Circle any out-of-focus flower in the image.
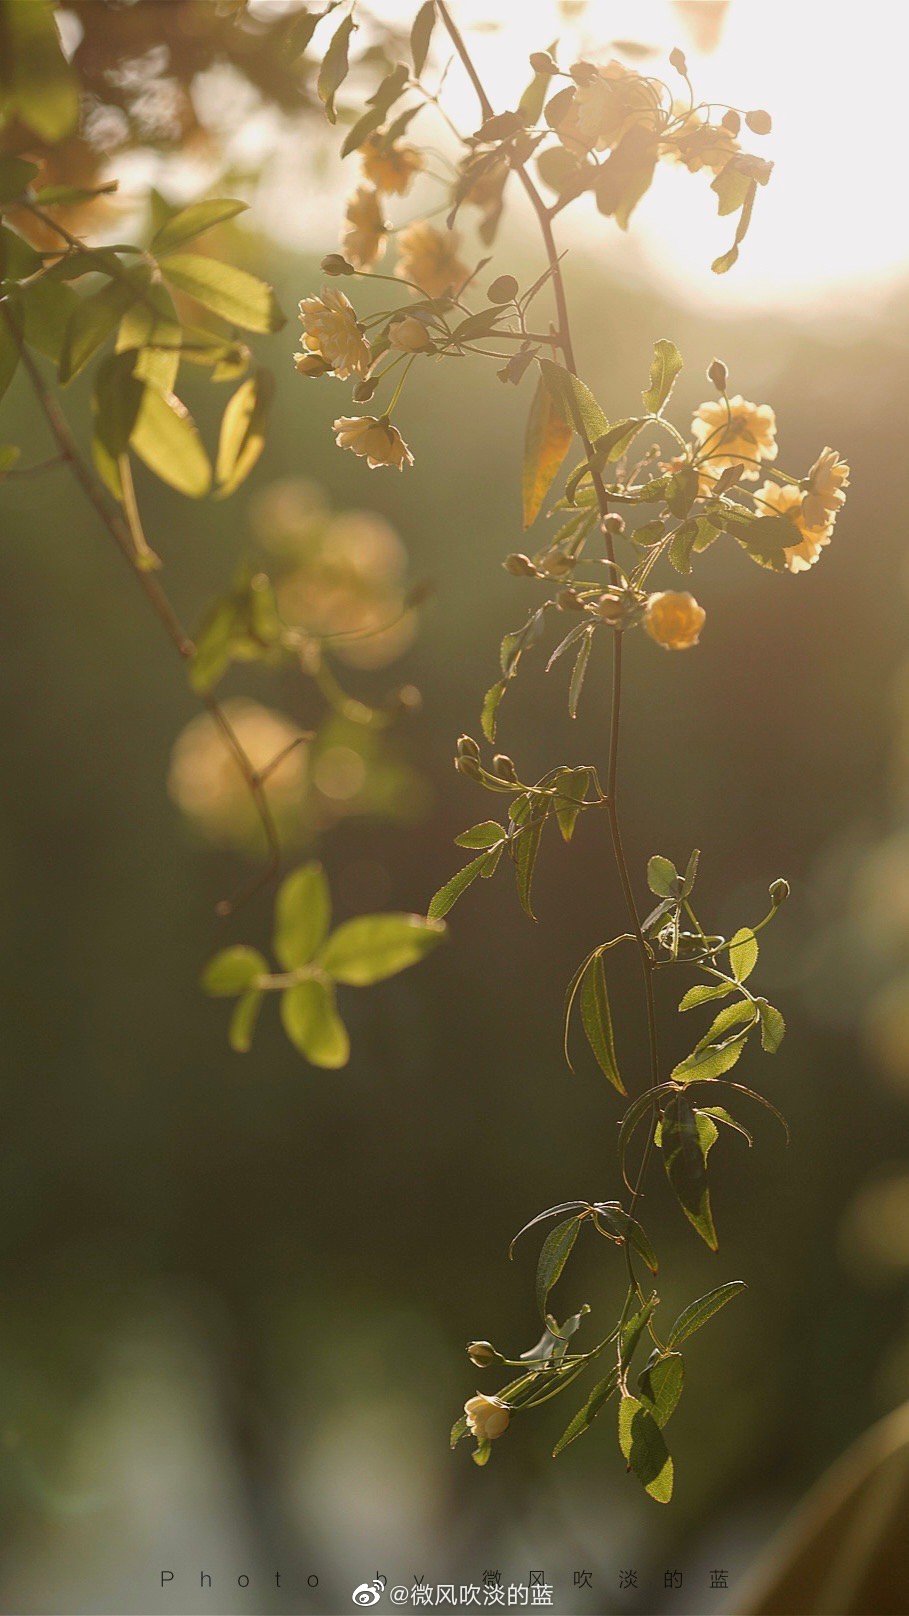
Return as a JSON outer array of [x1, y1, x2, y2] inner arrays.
[[360, 135, 423, 196], [333, 415, 414, 471], [169, 699, 307, 847], [342, 185, 386, 270], [664, 113, 739, 174], [389, 316, 434, 352], [275, 509, 415, 670], [691, 395, 777, 480], [457, 154, 509, 243], [249, 478, 331, 559], [556, 60, 660, 155], [841, 1171, 909, 1280], [801, 447, 850, 530], [644, 590, 706, 649], [755, 480, 833, 573], [296, 286, 371, 380], [396, 221, 468, 298], [464, 1393, 510, 1441]]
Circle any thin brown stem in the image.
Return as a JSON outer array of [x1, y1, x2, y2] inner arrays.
[[3, 306, 284, 919]]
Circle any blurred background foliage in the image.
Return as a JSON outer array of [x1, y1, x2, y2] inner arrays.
[[1, 2, 908, 1613]]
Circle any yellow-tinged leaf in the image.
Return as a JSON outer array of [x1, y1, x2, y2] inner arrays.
[[522, 373, 572, 528]]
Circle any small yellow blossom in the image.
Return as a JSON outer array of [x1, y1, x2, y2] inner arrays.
[[557, 60, 660, 155], [342, 185, 387, 270], [644, 590, 706, 650], [333, 415, 414, 471], [464, 1393, 510, 1442], [396, 221, 468, 298], [360, 135, 423, 196], [297, 286, 371, 380], [801, 446, 850, 530], [754, 480, 834, 573], [388, 315, 435, 353], [691, 394, 777, 481]]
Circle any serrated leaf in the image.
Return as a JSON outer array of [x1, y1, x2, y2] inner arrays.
[[481, 678, 506, 743], [535, 1215, 581, 1319], [620, 1295, 656, 1370], [455, 821, 504, 849], [568, 628, 593, 718], [319, 913, 445, 984], [728, 926, 758, 982], [670, 1034, 746, 1086], [552, 766, 590, 841], [522, 372, 572, 528], [229, 988, 263, 1053], [647, 854, 679, 898], [161, 253, 284, 333], [201, 945, 267, 996], [757, 998, 786, 1052], [679, 980, 735, 1012], [280, 978, 349, 1067], [618, 1395, 673, 1503], [538, 356, 609, 445], [695, 998, 757, 1050], [130, 383, 212, 497], [317, 11, 356, 123], [580, 952, 625, 1093], [428, 853, 488, 919], [552, 1368, 619, 1456], [637, 1351, 684, 1428], [642, 338, 682, 414], [273, 862, 331, 970], [668, 1280, 746, 1347], [151, 198, 247, 256], [660, 1091, 717, 1249], [513, 810, 544, 920]]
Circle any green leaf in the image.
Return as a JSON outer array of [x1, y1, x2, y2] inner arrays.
[[151, 198, 247, 257], [538, 357, 609, 445], [0, 154, 38, 207], [647, 854, 679, 898], [536, 1215, 581, 1319], [20, 276, 77, 363], [568, 628, 593, 719], [522, 371, 572, 528], [202, 945, 267, 996], [229, 988, 264, 1053], [660, 1091, 717, 1249], [215, 368, 274, 498], [92, 350, 144, 461], [117, 288, 182, 395], [552, 766, 590, 842], [0, 0, 79, 143], [638, 1351, 684, 1428], [620, 1295, 656, 1370], [580, 952, 625, 1094], [450, 1413, 469, 1448], [618, 1395, 673, 1503], [595, 1203, 658, 1274], [668, 1280, 746, 1348], [757, 998, 786, 1052], [410, 0, 435, 73], [317, 11, 356, 123], [699, 1104, 753, 1147], [340, 64, 410, 159], [273, 862, 331, 970], [320, 913, 445, 984], [280, 979, 350, 1068], [0, 303, 20, 402], [679, 980, 735, 1012], [161, 253, 285, 333], [642, 338, 682, 415], [666, 464, 699, 519], [428, 853, 488, 920], [454, 821, 504, 850], [60, 277, 141, 385], [130, 383, 212, 498], [670, 1035, 746, 1086], [728, 926, 758, 982], [594, 125, 659, 229], [481, 678, 506, 743], [696, 998, 757, 1050], [552, 1368, 619, 1456], [513, 808, 544, 921]]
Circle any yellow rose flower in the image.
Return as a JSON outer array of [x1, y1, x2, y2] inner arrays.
[[360, 135, 423, 197], [342, 185, 387, 270], [297, 286, 371, 380], [388, 315, 435, 353], [396, 221, 468, 298], [333, 415, 414, 471], [644, 590, 706, 650], [801, 446, 850, 529], [464, 1393, 510, 1442], [691, 395, 777, 481], [754, 480, 834, 573]]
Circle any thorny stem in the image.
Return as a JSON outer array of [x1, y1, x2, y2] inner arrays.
[[2, 306, 285, 920], [436, 2, 661, 1315]]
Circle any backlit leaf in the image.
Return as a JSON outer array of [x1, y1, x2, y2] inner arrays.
[[642, 338, 682, 414], [130, 384, 212, 498], [667, 1280, 746, 1347], [320, 913, 445, 984], [580, 952, 625, 1094], [202, 945, 267, 996], [161, 253, 285, 333], [318, 11, 356, 123], [274, 862, 331, 970], [618, 1394, 673, 1503], [660, 1091, 717, 1249], [638, 1350, 684, 1428], [215, 368, 274, 497], [522, 372, 572, 528], [280, 979, 349, 1067], [536, 1215, 581, 1319], [151, 198, 247, 257]]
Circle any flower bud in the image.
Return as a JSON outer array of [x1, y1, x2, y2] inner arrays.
[[456, 734, 481, 760], [487, 274, 519, 304], [707, 357, 728, 394], [464, 1393, 510, 1441], [669, 46, 688, 75], [492, 753, 517, 781], [389, 315, 434, 353], [769, 877, 790, 906], [601, 512, 625, 537], [352, 377, 378, 402], [529, 51, 557, 75], [504, 552, 539, 577], [721, 109, 741, 136], [456, 755, 482, 781], [538, 547, 575, 578], [597, 594, 625, 624], [321, 253, 354, 276], [745, 109, 772, 135], [467, 1340, 499, 1368], [294, 351, 331, 377], [557, 588, 585, 612]]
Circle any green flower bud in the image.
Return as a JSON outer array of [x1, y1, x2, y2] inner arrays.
[[769, 877, 790, 906], [321, 253, 354, 276], [467, 1341, 499, 1368], [457, 734, 481, 760]]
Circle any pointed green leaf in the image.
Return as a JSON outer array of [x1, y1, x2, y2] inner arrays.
[[637, 1350, 684, 1428], [642, 338, 683, 414], [161, 253, 284, 333], [536, 1215, 581, 1319], [695, 998, 757, 1050], [201, 945, 267, 997], [667, 1281, 746, 1347], [229, 988, 264, 1053], [679, 980, 735, 1012], [757, 998, 786, 1052], [538, 356, 609, 444], [670, 1034, 746, 1085], [647, 854, 680, 898], [428, 854, 488, 919], [660, 1091, 717, 1249], [620, 1295, 656, 1370], [552, 1368, 619, 1456], [522, 371, 572, 528], [130, 384, 212, 497], [481, 678, 506, 743], [728, 926, 758, 982], [151, 198, 247, 257], [273, 862, 331, 970], [455, 821, 504, 850], [568, 628, 593, 719], [618, 1395, 673, 1502], [215, 368, 274, 497], [60, 277, 141, 385], [319, 913, 445, 984], [580, 952, 625, 1094], [280, 978, 349, 1067]]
